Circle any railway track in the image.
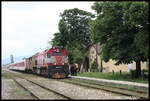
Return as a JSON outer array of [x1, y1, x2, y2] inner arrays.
[[5, 70, 148, 99], [13, 79, 40, 99], [13, 78, 73, 100], [57, 78, 148, 100], [5, 70, 73, 100]]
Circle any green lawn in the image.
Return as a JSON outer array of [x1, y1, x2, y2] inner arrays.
[[77, 71, 149, 84]]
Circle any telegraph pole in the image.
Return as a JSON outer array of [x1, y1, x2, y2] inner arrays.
[[10, 54, 14, 63]]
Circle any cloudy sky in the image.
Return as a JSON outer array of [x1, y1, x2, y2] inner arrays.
[[2, 1, 95, 64]]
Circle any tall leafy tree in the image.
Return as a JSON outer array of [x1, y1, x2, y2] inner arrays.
[[91, 1, 149, 77], [123, 2, 149, 59], [51, 20, 68, 47], [51, 32, 62, 46], [60, 8, 94, 49], [51, 8, 94, 66]]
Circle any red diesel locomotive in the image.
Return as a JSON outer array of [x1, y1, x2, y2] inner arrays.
[[8, 46, 69, 78]]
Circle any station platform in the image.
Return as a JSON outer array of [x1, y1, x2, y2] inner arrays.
[[70, 76, 149, 89]]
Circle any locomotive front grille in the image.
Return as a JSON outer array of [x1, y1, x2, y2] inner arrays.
[[52, 72, 66, 78], [48, 65, 69, 77]]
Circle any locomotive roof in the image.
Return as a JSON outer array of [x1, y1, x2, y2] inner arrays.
[[25, 47, 68, 59]]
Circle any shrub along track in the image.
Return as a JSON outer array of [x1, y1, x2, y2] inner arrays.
[[5, 70, 73, 100], [56, 78, 148, 100]]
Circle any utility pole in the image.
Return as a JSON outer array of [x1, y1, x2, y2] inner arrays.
[[10, 54, 14, 63]]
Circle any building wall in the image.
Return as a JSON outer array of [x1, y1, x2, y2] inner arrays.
[[89, 46, 148, 73], [102, 59, 147, 72]]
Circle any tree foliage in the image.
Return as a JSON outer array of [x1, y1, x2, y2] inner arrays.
[[123, 2, 149, 60], [59, 8, 94, 49], [51, 8, 94, 64], [91, 1, 149, 76]]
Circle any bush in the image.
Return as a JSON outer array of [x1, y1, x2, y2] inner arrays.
[[142, 69, 149, 73], [131, 70, 137, 78], [131, 69, 149, 79]]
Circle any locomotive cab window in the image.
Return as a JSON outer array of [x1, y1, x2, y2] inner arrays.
[[58, 53, 63, 56], [52, 52, 57, 56], [47, 53, 51, 58], [64, 53, 67, 57]]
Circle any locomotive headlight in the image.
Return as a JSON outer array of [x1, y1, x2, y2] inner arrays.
[[62, 56, 68, 64], [54, 63, 56, 65]]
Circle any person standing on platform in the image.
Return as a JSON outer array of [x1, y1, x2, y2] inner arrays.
[[70, 64, 74, 76]]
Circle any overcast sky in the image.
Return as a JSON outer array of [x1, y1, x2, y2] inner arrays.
[[2, 1, 95, 63]]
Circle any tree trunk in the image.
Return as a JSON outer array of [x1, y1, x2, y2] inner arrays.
[[80, 57, 85, 73], [136, 60, 141, 77], [80, 64, 83, 73], [96, 44, 98, 72]]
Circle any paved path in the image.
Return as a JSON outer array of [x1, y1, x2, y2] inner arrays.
[[70, 76, 148, 89]]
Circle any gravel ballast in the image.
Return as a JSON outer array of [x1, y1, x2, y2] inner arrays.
[[31, 78, 137, 99]]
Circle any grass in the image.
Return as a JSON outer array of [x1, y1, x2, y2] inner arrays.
[[1, 72, 12, 79], [77, 70, 149, 84], [2, 72, 36, 99], [12, 81, 36, 99]]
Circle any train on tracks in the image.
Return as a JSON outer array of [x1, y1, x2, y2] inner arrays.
[[8, 46, 69, 78]]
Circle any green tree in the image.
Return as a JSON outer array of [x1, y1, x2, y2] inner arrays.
[[51, 8, 94, 66], [60, 8, 94, 49], [51, 32, 62, 46], [50, 20, 69, 47], [91, 1, 149, 77], [123, 2, 149, 59]]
